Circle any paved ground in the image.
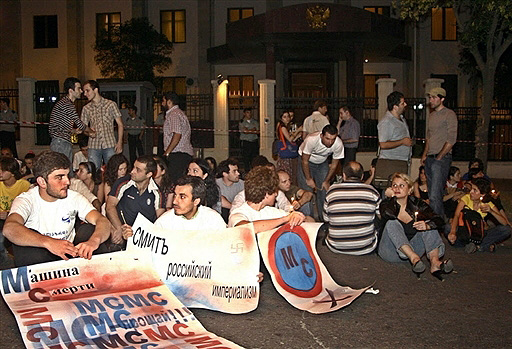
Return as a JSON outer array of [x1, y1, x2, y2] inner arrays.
[[1, 180, 511, 348]]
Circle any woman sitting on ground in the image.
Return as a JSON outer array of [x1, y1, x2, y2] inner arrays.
[[76, 161, 103, 204], [187, 158, 221, 213], [378, 173, 453, 280], [102, 154, 129, 204], [443, 166, 466, 221], [413, 165, 429, 203], [153, 156, 174, 210], [448, 178, 511, 253]]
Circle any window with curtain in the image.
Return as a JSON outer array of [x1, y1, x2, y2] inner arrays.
[[228, 8, 254, 22], [431, 7, 457, 41], [96, 13, 121, 41], [161, 10, 186, 43]]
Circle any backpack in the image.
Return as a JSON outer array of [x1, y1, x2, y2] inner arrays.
[[457, 207, 485, 244]]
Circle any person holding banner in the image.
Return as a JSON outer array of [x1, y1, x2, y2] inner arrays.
[[229, 166, 310, 231], [3, 151, 110, 267]]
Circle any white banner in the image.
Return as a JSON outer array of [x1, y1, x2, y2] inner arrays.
[[257, 222, 370, 314], [1, 252, 243, 348], [127, 214, 260, 314]]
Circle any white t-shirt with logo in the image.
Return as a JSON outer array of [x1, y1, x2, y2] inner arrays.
[[9, 186, 95, 242]]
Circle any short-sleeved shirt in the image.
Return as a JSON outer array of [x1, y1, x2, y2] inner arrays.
[[303, 111, 329, 135], [460, 194, 495, 219], [109, 176, 164, 225], [339, 117, 360, 148], [9, 187, 95, 241], [228, 202, 288, 227], [299, 132, 344, 164], [230, 190, 292, 213], [0, 108, 18, 132], [216, 178, 244, 203], [81, 97, 122, 149], [163, 105, 194, 155], [0, 179, 30, 212], [377, 111, 411, 161], [72, 151, 88, 172], [125, 116, 145, 136], [49, 96, 86, 143], [239, 118, 259, 142], [154, 205, 226, 231], [426, 107, 458, 155]]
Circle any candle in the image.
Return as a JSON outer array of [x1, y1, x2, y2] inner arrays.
[[414, 211, 418, 222]]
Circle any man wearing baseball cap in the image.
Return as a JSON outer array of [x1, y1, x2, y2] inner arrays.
[[421, 87, 458, 217]]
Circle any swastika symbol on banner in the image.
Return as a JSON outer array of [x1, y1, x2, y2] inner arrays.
[[231, 242, 244, 253]]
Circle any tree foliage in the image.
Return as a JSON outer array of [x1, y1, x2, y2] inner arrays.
[[393, 0, 512, 164], [94, 17, 173, 83]]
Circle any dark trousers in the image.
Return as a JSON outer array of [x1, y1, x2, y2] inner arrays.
[[13, 224, 109, 267], [166, 152, 193, 184], [0, 131, 17, 158], [241, 140, 259, 172], [128, 134, 144, 165]]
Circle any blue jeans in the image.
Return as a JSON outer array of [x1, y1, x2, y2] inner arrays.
[[88, 147, 116, 170], [297, 159, 329, 220], [50, 137, 73, 164], [425, 154, 452, 216], [480, 225, 511, 251], [378, 219, 445, 263]]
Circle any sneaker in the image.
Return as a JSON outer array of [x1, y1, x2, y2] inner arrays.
[[465, 242, 477, 254]]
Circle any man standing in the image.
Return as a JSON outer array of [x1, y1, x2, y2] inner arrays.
[[336, 106, 360, 164], [324, 161, 381, 255], [239, 108, 259, 172], [106, 155, 165, 245], [302, 100, 330, 139], [50, 77, 94, 163], [421, 87, 458, 216], [377, 91, 412, 163], [81, 80, 124, 170], [0, 98, 18, 158], [229, 166, 307, 230], [298, 124, 344, 220], [3, 151, 110, 267], [161, 92, 194, 183], [125, 105, 145, 165], [216, 158, 244, 221]]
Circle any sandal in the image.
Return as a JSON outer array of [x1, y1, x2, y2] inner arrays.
[[412, 260, 426, 278], [432, 259, 454, 281]]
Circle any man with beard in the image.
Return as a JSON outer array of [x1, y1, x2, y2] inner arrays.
[[3, 151, 110, 267]]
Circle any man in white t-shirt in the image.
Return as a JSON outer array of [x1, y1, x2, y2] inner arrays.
[[298, 124, 344, 220], [4, 151, 110, 267], [123, 176, 225, 238], [229, 166, 308, 230], [302, 100, 330, 139]]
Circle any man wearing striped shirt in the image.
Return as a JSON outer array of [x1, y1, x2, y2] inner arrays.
[[323, 161, 381, 255], [49, 77, 95, 163]]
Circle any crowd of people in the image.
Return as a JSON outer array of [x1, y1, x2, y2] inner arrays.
[[0, 79, 510, 284]]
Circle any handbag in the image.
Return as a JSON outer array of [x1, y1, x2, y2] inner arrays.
[[276, 126, 299, 159], [373, 158, 409, 189], [457, 207, 485, 244]]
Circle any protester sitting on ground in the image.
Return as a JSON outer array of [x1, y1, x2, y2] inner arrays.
[[106, 155, 165, 246], [229, 166, 312, 230], [461, 158, 490, 181], [101, 154, 129, 204], [187, 158, 221, 213], [72, 136, 89, 172], [277, 170, 313, 216], [324, 162, 381, 255], [413, 166, 429, 203], [205, 156, 217, 173], [153, 156, 175, 210], [447, 178, 511, 253], [0, 157, 31, 263], [3, 151, 110, 267], [20, 152, 36, 183], [1, 147, 22, 167], [443, 166, 466, 221], [362, 158, 378, 186], [216, 158, 244, 221], [378, 173, 453, 280], [231, 159, 293, 213], [76, 161, 103, 205]]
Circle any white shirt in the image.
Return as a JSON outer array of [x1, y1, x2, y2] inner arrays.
[[303, 111, 329, 135], [9, 187, 95, 242], [230, 190, 292, 213], [154, 205, 226, 231], [228, 202, 288, 227], [299, 132, 344, 164]]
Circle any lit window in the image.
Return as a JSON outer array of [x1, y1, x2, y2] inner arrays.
[[96, 13, 121, 41], [161, 10, 186, 43], [34, 15, 58, 48], [431, 7, 457, 41], [228, 75, 255, 108], [363, 7, 391, 16], [161, 77, 187, 95], [228, 8, 254, 22]]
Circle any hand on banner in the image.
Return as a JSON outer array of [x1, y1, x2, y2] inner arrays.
[[287, 211, 305, 228], [257, 272, 264, 283], [44, 238, 78, 260], [76, 238, 100, 260], [121, 224, 134, 239]]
